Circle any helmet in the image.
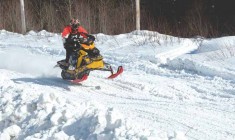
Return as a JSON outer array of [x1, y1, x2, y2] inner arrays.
[[70, 18, 80, 30]]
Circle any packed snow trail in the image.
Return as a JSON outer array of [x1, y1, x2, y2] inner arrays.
[[0, 30, 235, 140]]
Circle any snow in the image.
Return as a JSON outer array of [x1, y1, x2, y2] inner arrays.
[[0, 29, 235, 140]]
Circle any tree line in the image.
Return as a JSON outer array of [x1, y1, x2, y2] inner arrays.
[[142, 0, 235, 37], [0, 0, 234, 37]]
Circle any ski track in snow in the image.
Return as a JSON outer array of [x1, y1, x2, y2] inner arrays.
[[1, 30, 235, 140]]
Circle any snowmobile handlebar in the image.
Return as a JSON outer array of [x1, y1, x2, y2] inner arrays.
[[78, 36, 95, 45], [66, 34, 95, 46]]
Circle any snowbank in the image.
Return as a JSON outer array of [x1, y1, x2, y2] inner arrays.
[[0, 70, 186, 140], [165, 37, 235, 81]]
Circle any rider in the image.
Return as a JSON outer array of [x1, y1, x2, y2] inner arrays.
[[61, 18, 94, 66]]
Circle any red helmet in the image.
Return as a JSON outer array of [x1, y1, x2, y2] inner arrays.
[[70, 18, 80, 30]]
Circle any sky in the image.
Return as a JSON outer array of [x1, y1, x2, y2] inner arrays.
[[0, 29, 235, 140]]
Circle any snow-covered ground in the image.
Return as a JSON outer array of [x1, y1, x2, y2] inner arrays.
[[0, 29, 235, 140]]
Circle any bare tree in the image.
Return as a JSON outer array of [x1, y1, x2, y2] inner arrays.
[[136, 0, 140, 30], [20, 0, 26, 34]]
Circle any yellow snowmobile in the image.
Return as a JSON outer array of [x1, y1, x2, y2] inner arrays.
[[56, 39, 123, 83]]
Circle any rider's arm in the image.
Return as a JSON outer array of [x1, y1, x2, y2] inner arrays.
[[78, 26, 88, 38], [62, 26, 71, 45], [62, 26, 71, 38]]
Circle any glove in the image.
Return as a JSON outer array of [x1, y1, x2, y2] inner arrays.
[[87, 34, 95, 41], [87, 38, 94, 45], [84, 35, 95, 45], [79, 37, 93, 45]]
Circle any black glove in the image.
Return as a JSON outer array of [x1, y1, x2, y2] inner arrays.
[[87, 38, 94, 45], [87, 34, 95, 41], [84, 35, 95, 45], [79, 37, 94, 45]]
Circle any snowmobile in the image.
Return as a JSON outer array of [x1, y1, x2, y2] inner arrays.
[[55, 38, 123, 83]]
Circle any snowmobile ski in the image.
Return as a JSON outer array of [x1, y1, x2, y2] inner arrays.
[[108, 66, 123, 79], [71, 74, 89, 84]]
